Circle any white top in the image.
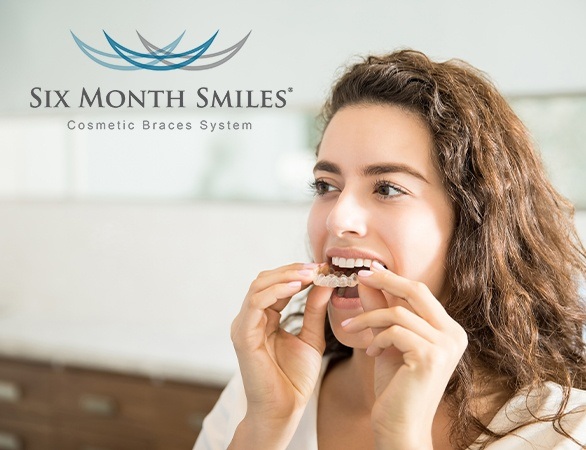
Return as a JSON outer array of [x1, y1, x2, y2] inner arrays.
[[194, 358, 586, 450]]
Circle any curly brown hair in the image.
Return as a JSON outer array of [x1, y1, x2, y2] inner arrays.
[[318, 49, 586, 448]]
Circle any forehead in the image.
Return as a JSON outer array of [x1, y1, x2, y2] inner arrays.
[[318, 104, 435, 174]]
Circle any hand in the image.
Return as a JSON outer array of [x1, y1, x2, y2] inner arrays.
[[229, 263, 333, 447], [342, 262, 468, 449]]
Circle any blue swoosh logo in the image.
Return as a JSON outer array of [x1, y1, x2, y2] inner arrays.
[[71, 30, 250, 71]]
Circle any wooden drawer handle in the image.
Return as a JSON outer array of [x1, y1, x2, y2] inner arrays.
[[0, 381, 22, 403], [78, 393, 118, 417], [187, 412, 207, 430], [0, 431, 22, 450]]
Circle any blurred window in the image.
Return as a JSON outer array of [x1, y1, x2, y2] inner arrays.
[[0, 95, 585, 207]]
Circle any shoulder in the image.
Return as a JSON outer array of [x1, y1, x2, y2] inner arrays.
[[479, 383, 586, 449], [524, 382, 586, 421]]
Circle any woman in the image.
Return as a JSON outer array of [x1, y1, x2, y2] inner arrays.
[[194, 50, 586, 449]]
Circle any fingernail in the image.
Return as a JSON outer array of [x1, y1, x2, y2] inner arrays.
[[303, 262, 319, 269], [365, 346, 376, 357], [358, 270, 373, 277], [287, 281, 302, 288], [371, 261, 386, 271], [297, 269, 314, 276], [341, 318, 353, 327]]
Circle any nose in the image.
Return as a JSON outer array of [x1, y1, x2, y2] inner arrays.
[[326, 189, 368, 238]]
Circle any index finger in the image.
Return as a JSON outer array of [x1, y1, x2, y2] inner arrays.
[[357, 264, 450, 329], [249, 262, 324, 292]]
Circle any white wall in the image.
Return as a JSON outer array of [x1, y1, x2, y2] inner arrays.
[[0, 201, 310, 331], [0, 201, 311, 381]]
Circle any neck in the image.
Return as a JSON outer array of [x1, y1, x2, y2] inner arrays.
[[334, 350, 377, 413]]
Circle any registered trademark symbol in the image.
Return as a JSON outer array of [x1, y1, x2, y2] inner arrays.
[[288, 87, 293, 92]]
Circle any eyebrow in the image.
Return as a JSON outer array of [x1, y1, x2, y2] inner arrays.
[[313, 160, 429, 184]]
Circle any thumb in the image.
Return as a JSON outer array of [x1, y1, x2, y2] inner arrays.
[[298, 285, 332, 353]]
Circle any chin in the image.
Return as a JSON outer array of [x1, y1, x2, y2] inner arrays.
[[327, 302, 372, 349]]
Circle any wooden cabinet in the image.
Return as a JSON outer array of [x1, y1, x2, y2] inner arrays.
[[0, 357, 224, 450]]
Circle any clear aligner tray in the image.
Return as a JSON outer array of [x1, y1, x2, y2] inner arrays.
[[313, 271, 358, 288]]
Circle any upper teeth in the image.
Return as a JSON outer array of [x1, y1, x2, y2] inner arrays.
[[332, 256, 377, 268]]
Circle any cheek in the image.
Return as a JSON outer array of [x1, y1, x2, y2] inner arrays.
[[379, 207, 452, 297], [307, 203, 329, 262]]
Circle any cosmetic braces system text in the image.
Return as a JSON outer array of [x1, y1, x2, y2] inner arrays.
[[65, 119, 253, 132]]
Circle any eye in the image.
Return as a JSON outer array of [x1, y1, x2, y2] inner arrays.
[[309, 179, 338, 196], [373, 179, 406, 199]]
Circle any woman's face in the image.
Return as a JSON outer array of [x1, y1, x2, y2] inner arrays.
[[307, 104, 455, 349]]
